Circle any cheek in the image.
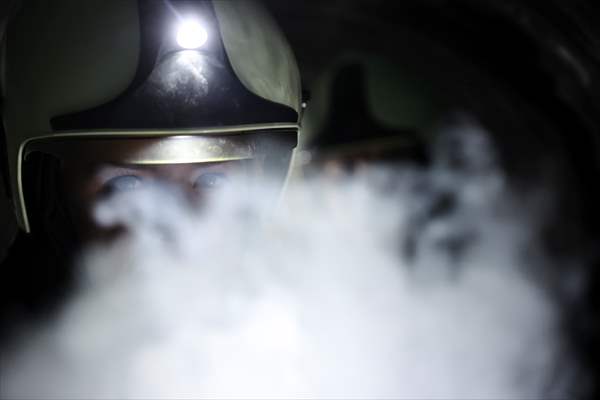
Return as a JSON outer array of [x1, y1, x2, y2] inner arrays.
[[61, 169, 112, 242]]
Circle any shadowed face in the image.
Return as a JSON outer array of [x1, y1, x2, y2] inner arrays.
[[22, 134, 295, 243], [62, 157, 258, 243]]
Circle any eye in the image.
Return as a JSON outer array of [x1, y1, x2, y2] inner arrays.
[[102, 175, 143, 194], [192, 172, 229, 190]]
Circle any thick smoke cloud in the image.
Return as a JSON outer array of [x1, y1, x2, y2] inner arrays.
[[1, 120, 577, 399]]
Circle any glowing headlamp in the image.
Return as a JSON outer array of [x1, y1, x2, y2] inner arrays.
[[176, 19, 208, 49]]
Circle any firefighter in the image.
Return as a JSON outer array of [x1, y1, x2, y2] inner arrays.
[[0, 0, 302, 328], [296, 52, 450, 179]]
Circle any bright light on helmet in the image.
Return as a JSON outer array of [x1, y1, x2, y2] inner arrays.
[[176, 19, 208, 49]]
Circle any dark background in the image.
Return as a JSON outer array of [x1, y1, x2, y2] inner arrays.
[[0, 0, 18, 264]]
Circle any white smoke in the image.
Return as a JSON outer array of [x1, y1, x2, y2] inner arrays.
[[1, 121, 575, 399]]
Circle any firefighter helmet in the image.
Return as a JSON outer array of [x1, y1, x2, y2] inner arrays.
[[1, 0, 302, 233]]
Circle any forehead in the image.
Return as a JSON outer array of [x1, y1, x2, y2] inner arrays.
[[90, 159, 248, 179]]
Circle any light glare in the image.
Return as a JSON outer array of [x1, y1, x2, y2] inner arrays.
[[176, 19, 208, 49]]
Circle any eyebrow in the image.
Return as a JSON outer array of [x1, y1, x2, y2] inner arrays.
[[93, 164, 151, 183]]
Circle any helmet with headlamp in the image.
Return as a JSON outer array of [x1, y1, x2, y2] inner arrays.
[[1, 0, 302, 233]]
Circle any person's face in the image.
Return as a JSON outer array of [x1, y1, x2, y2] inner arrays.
[[62, 158, 257, 243]]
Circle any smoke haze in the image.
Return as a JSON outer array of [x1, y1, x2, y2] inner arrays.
[[1, 121, 578, 399]]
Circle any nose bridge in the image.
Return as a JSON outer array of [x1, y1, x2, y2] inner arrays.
[[150, 164, 209, 204], [153, 163, 195, 184]]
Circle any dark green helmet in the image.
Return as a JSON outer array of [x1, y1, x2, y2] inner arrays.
[[299, 52, 449, 167], [1, 0, 302, 232]]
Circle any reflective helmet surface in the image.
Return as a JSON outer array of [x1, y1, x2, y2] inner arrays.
[[1, 0, 302, 232]]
